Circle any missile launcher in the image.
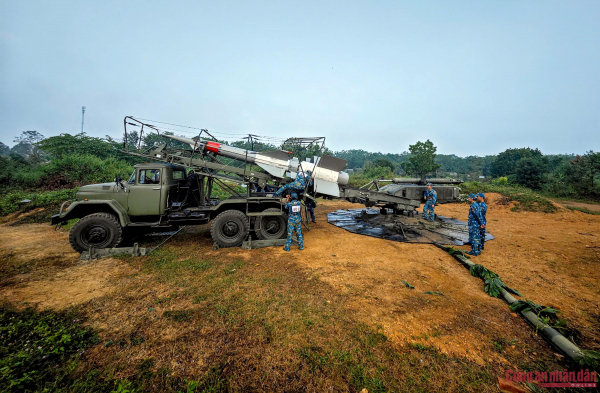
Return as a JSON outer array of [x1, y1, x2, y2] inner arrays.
[[124, 116, 463, 216], [162, 134, 349, 197]]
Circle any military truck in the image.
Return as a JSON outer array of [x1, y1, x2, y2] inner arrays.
[[52, 162, 289, 252], [53, 117, 464, 253]]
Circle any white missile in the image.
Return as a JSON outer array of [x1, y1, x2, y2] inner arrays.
[[163, 134, 349, 196]]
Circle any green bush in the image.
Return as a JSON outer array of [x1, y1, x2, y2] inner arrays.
[[347, 173, 374, 188], [38, 154, 133, 189], [491, 176, 508, 186], [510, 194, 557, 213], [542, 174, 577, 198], [0, 153, 134, 191], [363, 165, 394, 179], [0, 189, 78, 216], [0, 156, 41, 189], [347, 168, 394, 188], [459, 181, 483, 195], [10, 168, 46, 189], [459, 182, 557, 213], [210, 181, 246, 200]]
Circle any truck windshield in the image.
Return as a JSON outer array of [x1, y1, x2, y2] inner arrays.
[[128, 170, 136, 184]]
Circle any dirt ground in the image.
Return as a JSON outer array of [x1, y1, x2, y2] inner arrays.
[[292, 194, 600, 366], [1, 194, 599, 389]]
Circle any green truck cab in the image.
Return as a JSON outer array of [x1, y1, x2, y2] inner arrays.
[[52, 163, 287, 252]]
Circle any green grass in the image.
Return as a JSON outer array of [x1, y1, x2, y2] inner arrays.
[[509, 193, 557, 213], [460, 182, 558, 213], [0, 303, 230, 393], [0, 305, 98, 392], [163, 310, 194, 322], [0, 188, 78, 216]]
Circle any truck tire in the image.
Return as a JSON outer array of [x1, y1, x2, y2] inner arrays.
[[69, 213, 123, 253], [255, 208, 287, 240], [210, 209, 249, 248]]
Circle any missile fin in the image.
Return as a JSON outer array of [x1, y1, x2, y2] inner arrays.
[[313, 179, 341, 198], [316, 154, 347, 172], [257, 163, 287, 178]]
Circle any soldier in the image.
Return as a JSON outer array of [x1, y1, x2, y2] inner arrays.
[[477, 192, 487, 250], [467, 193, 484, 256], [307, 194, 317, 223], [272, 171, 313, 198], [422, 183, 437, 222], [284, 192, 304, 251]]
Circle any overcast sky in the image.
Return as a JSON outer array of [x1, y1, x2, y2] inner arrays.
[[1, 1, 598, 156]]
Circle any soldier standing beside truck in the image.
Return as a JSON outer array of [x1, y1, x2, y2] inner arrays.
[[422, 183, 437, 222], [284, 192, 304, 251]]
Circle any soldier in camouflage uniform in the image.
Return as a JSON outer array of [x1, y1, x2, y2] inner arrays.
[[272, 171, 313, 198], [306, 195, 317, 223], [467, 193, 483, 256], [284, 192, 304, 251], [422, 183, 437, 222], [477, 192, 487, 250]]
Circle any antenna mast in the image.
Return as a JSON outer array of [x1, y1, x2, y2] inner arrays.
[[81, 106, 86, 133]]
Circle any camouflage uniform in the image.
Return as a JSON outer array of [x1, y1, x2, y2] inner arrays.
[[284, 199, 304, 251], [307, 199, 316, 223], [272, 171, 313, 197], [467, 194, 483, 256], [423, 188, 437, 221], [478, 193, 487, 250]]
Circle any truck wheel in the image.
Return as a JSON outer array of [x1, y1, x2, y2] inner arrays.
[[69, 213, 123, 253], [255, 208, 287, 240], [210, 210, 249, 248]]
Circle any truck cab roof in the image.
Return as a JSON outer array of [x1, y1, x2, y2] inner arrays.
[[133, 162, 187, 171]]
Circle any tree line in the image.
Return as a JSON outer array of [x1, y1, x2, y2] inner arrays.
[[1, 132, 598, 199]]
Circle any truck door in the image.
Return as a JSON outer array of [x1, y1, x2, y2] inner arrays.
[[128, 168, 162, 216]]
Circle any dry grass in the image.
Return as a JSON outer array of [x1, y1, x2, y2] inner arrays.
[[2, 195, 600, 391], [57, 233, 499, 392], [0, 250, 72, 287]]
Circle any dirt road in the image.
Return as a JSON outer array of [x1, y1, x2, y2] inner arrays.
[[552, 199, 600, 212]]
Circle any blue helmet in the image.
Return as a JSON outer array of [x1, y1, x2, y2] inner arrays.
[[427, 182, 432, 186], [477, 192, 485, 199], [468, 193, 476, 200], [290, 192, 298, 200]]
